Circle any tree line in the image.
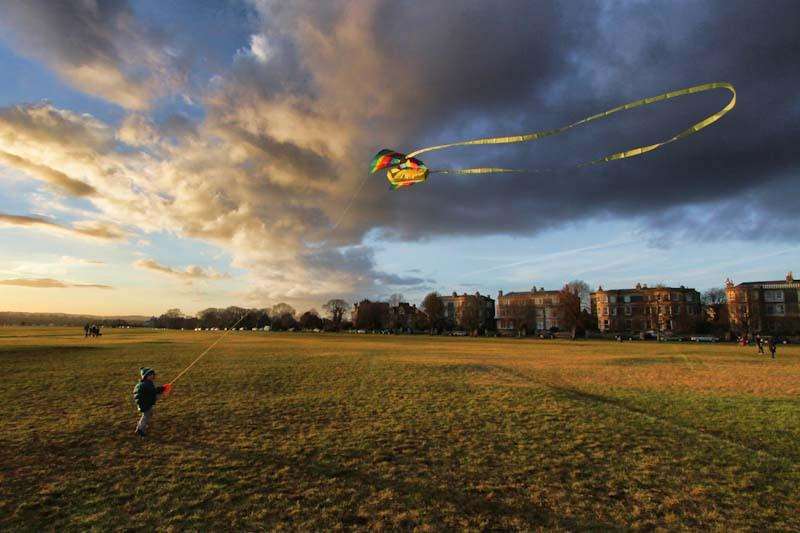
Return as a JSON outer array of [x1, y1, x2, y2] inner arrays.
[[0, 312, 147, 327], [147, 299, 352, 332]]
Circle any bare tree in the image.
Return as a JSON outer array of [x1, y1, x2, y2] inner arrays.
[[558, 284, 584, 339], [270, 303, 296, 320], [354, 300, 389, 330], [566, 280, 592, 312], [702, 287, 727, 305], [506, 300, 538, 336], [299, 309, 323, 330], [422, 292, 445, 334], [322, 299, 348, 328], [459, 295, 482, 335]]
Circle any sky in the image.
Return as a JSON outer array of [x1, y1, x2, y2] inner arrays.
[[0, 0, 797, 316]]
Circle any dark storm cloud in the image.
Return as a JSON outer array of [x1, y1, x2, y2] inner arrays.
[[227, 0, 798, 246], [356, 0, 799, 243]]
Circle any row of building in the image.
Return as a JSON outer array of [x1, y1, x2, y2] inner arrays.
[[351, 271, 800, 336]]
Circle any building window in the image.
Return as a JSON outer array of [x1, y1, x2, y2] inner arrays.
[[624, 305, 631, 316], [765, 290, 784, 302], [609, 295, 617, 303], [623, 295, 631, 303], [611, 307, 617, 316], [674, 305, 681, 315], [688, 306, 696, 315], [625, 320, 632, 330], [767, 304, 785, 316]]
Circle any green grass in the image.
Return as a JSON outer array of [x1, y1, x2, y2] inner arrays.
[[1, 328, 799, 530]]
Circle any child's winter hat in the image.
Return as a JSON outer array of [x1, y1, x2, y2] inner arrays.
[[140, 367, 155, 379]]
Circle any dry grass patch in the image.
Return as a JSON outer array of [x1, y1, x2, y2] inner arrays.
[[0, 328, 798, 530]]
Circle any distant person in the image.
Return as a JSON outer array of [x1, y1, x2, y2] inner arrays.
[[768, 338, 777, 360], [84, 323, 90, 337], [133, 368, 172, 437], [755, 334, 765, 355]]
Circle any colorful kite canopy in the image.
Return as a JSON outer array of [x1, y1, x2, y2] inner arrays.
[[370, 150, 429, 189], [370, 82, 736, 189]]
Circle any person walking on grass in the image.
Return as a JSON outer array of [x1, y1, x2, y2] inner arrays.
[[133, 367, 172, 437], [768, 338, 777, 360], [756, 334, 765, 355]]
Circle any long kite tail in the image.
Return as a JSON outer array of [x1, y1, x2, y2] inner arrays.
[[410, 82, 735, 175]]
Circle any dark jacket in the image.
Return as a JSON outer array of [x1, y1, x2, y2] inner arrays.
[[133, 380, 165, 412]]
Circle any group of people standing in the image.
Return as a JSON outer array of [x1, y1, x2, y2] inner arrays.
[[83, 324, 102, 337], [753, 334, 777, 359]]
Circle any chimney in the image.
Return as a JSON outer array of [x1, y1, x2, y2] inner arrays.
[[788, 271, 794, 283], [498, 290, 503, 297]]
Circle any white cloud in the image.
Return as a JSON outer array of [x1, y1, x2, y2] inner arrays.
[[134, 259, 230, 281]]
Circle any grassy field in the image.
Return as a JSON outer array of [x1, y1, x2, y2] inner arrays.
[[1, 327, 799, 530]]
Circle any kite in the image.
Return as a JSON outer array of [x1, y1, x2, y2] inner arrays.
[[370, 81, 736, 189], [371, 150, 429, 189]]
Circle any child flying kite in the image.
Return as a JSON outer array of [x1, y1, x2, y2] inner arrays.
[[133, 367, 172, 437]]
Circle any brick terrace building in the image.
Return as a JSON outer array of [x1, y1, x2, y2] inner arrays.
[[726, 272, 800, 335], [495, 287, 562, 333], [440, 292, 495, 332], [591, 284, 701, 334]]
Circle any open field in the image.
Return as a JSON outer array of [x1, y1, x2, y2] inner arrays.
[[1, 328, 799, 530]]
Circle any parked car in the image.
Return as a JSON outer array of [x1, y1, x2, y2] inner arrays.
[[690, 335, 719, 342]]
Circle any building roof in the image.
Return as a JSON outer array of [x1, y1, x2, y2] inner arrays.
[[501, 289, 561, 297], [734, 281, 800, 289], [729, 272, 798, 289], [593, 285, 699, 294], [441, 292, 494, 301]]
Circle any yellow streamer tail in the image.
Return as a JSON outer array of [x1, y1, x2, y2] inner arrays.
[[411, 82, 735, 174]]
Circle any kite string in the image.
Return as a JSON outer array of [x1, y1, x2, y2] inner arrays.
[[168, 311, 250, 386], [329, 169, 372, 232]]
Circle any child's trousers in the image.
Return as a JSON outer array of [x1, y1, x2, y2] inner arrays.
[[136, 407, 154, 433]]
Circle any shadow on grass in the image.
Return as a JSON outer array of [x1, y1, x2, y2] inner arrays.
[[547, 384, 799, 466], [606, 357, 684, 366], [487, 364, 800, 466], [155, 435, 616, 530], [0, 345, 106, 359]]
